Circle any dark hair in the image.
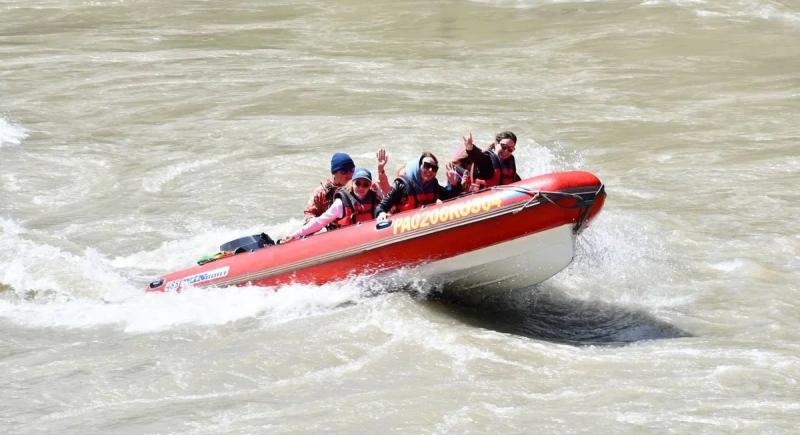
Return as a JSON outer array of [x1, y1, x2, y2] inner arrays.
[[495, 131, 517, 144], [418, 151, 438, 167]]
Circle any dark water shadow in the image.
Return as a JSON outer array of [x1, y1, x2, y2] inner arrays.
[[424, 284, 692, 346]]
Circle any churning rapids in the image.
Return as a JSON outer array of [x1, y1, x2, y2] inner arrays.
[[2, 0, 798, 433]]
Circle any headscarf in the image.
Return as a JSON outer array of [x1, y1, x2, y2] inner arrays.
[[403, 156, 437, 194]]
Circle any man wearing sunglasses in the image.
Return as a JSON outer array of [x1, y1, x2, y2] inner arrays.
[[454, 130, 521, 190], [303, 149, 390, 223]]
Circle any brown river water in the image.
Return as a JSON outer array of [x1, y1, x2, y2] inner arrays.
[[1, 0, 799, 433]]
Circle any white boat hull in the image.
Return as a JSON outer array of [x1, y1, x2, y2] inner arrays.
[[420, 224, 576, 293]]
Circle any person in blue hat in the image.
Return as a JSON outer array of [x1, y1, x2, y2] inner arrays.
[[303, 149, 390, 223], [286, 167, 383, 242]]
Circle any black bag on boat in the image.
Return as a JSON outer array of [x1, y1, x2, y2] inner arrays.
[[219, 233, 275, 254]]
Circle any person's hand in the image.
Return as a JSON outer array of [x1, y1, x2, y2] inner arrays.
[[279, 236, 293, 244], [377, 212, 389, 222], [376, 148, 388, 174], [462, 131, 474, 151], [445, 162, 459, 187], [313, 189, 326, 205], [470, 179, 486, 192], [461, 170, 472, 189]]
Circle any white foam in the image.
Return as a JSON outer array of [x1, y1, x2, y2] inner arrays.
[[1, 173, 22, 192], [745, 1, 800, 26], [142, 159, 219, 193], [644, 0, 800, 28], [552, 208, 689, 309], [0, 221, 139, 301], [0, 279, 372, 334], [114, 220, 302, 273], [515, 139, 586, 179], [0, 216, 26, 236], [466, 0, 599, 9], [0, 117, 27, 148], [710, 259, 745, 272], [611, 186, 657, 200], [0, 216, 383, 332]]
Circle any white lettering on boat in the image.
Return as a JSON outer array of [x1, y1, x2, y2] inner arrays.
[[165, 266, 230, 291], [392, 196, 503, 235]]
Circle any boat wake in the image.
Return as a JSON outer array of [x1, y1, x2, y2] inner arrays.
[[427, 284, 691, 345]]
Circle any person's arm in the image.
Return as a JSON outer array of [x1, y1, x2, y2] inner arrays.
[[375, 148, 391, 195], [438, 180, 462, 201], [290, 198, 345, 240], [375, 179, 405, 218], [372, 182, 385, 201], [303, 186, 326, 222], [468, 147, 491, 175], [377, 170, 391, 196], [461, 134, 492, 184]]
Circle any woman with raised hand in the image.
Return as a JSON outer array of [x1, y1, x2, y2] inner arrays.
[[375, 152, 461, 222]]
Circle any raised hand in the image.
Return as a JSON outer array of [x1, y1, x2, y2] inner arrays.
[[376, 148, 389, 174], [462, 131, 474, 151], [314, 189, 326, 205], [445, 162, 460, 187]]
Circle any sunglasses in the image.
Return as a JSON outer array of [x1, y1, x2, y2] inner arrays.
[[499, 142, 516, 153], [354, 180, 371, 188], [421, 161, 439, 172], [338, 167, 355, 174]]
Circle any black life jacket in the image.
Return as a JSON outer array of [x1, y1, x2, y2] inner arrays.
[[395, 175, 438, 212], [336, 189, 379, 226], [486, 151, 517, 187], [328, 188, 379, 229]]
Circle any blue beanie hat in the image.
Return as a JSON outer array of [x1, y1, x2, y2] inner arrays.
[[330, 152, 355, 174], [353, 167, 372, 182]]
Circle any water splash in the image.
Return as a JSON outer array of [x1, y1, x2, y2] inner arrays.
[[0, 117, 28, 148], [515, 138, 586, 179], [0, 274, 413, 334], [0, 217, 401, 333]]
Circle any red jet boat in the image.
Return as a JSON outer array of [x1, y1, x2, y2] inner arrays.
[[147, 171, 605, 293]]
